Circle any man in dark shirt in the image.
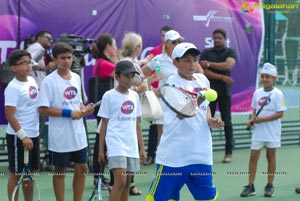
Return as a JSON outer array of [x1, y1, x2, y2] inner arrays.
[[200, 28, 237, 163]]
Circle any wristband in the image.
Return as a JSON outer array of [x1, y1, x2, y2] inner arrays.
[[16, 128, 27, 140], [62, 109, 72, 117]]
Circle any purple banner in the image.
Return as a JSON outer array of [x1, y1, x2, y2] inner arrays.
[[0, 0, 263, 124]]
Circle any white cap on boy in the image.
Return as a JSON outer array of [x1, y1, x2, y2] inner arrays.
[[164, 30, 184, 42], [171, 42, 200, 59], [261, 62, 277, 77]]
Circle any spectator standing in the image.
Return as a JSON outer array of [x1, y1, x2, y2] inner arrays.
[[26, 30, 56, 87], [5, 49, 39, 201], [98, 60, 146, 201], [200, 28, 237, 163], [118, 31, 156, 195], [240, 63, 286, 197], [142, 30, 184, 154], [143, 24, 173, 166], [91, 33, 118, 189], [38, 42, 94, 201]]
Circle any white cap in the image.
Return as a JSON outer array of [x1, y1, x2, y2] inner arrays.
[[171, 42, 200, 59], [164, 30, 184, 42], [261, 62, 277, 77]]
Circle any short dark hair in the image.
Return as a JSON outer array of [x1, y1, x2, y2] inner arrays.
[[160, 24, 174, 33], [213, 28, 227, 38], [52, 42, 73, 58], [36, 30, 52, 40], [8, 49, 31, 66]]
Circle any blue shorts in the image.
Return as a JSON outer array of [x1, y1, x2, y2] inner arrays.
[[49, 147, 88, 168], [146, 164, 218, 201]]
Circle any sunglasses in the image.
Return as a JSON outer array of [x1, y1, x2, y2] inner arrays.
[[170, 40, 181, 45]]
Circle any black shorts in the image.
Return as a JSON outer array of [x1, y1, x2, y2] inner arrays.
[[49, 147, 88, 168], [6, 134, 40, 173]]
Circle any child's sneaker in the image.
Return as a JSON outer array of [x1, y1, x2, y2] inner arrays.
[[264, 183, 274, 197], [240, 184, 256, 197]]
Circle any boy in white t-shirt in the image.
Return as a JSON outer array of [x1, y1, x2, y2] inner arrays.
[[146, 43, 224, 201], [241, 63, 287, 197], [98, 60, 146, 201], [38, 42, 94, 201], [5, 49, 39, 201]]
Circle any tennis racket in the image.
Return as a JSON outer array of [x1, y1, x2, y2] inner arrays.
[[12, 149, 41, 201], [88, 175, 102, 201], [93, 100, 102, 108], [159, 84, 199, 118], [247, 93, 272, 130]]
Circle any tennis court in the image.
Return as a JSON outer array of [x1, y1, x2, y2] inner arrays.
[[1, 145, 299, 201]]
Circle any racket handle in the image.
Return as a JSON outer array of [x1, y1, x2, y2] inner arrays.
[[98, 175, 102, 200], [24, 149, 29, 164], [93, 100, 102, 108]]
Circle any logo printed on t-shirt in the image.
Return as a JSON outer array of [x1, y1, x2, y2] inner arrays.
[[29, 86, 38, 99], [64, 87, 78, 99], [258, 96, 271, 106], [121, 100, 135, 114]]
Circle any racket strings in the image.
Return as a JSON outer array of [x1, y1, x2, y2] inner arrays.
[[180, 101, 198, 115], [161, 87, 198, 116]]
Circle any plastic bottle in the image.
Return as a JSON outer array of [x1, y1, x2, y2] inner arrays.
[[154, 59, 163, 79]]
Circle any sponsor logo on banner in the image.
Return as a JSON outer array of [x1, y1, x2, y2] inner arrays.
[[193, 10, 234, 27]]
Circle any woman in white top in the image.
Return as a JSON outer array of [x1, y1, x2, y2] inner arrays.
[[142, 30, 203, 145]]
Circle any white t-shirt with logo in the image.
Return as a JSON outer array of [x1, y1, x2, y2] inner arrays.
[[38, 70, 87, 152], [156, 73, 213, 167], [251, 87, 287, 142], [5, 76, 39, 137], [97, 89, 141, 158]]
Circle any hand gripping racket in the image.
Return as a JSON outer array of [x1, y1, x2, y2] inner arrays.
[[12, 149, 41, 201], [93, 100, 102, 108], [82, 100, 102, 114], [247, 93, 272, 130]]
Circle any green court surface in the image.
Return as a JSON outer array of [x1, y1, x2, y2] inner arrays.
[[1, 145, 300, 201]]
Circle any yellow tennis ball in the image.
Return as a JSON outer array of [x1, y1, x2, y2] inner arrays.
[[205, 89, 218, 101]]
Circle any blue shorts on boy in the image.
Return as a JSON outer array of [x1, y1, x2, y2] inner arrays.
[[146, 73, 218, 201], [49, 147, 88, 168], [146, 164, 217, 201]]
